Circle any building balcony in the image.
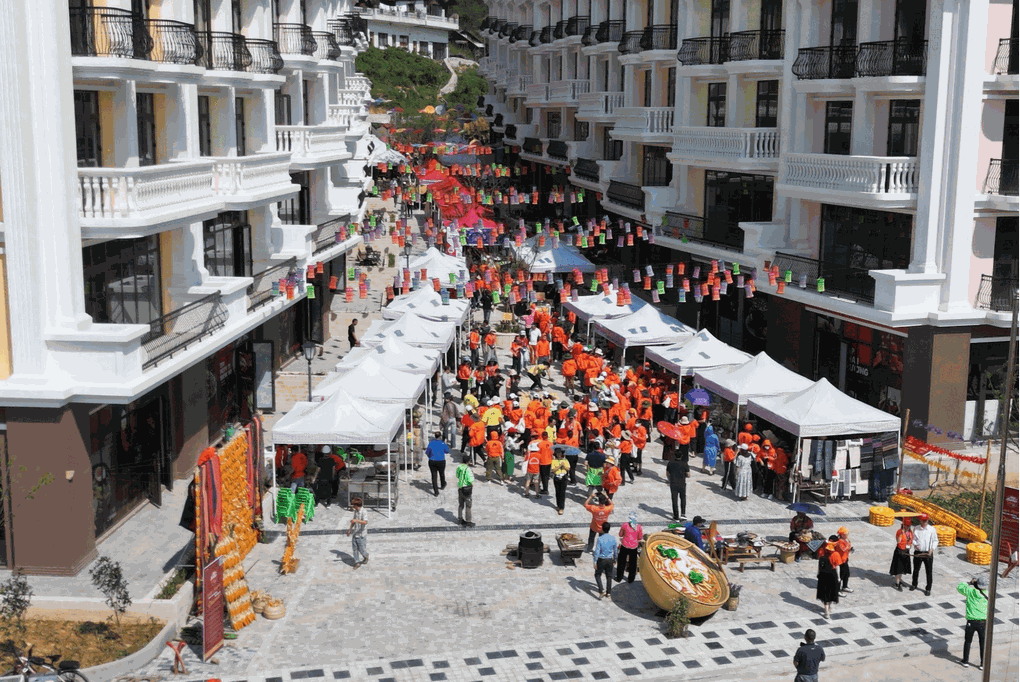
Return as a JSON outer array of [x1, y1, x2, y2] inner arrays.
[[792, 45, 858, 80], [658, 211, 746, 253], [976, 274, 1017, 313], [566, 16, 590, 38], [511, 25, 532, 44], [540, 26, 554, 44], [594, 20, 625, 48], [573, 157, 601, 184], [769, 252, 876, 305], [500, 22, 518, 40], [640, 25, 679, 57], [274, 23, 317, 61], [548, 79, 591, 104], [143, 291, 229, 370], [994, 38, 1018, 75], [488, 20, 505, 35], [244, 38, 284, 75], [327, 18, 355, 47], [69, 6, 152, 61], [547, 140, 570, 161], [581, 25, 597, 46], [311, 31, 341, 61], [508, 73, 533, 96], [529, 30, 542, 47], [327, 104, 362, 127], [276, 125, 350, 169], [619, 30, 645, 55], [728, 30, 784, 62], [247, 257, 299, 313], [778, 153, 918, 209], [358, 5, 458, 28], [677, 36, 729, 66], [211, 152, 299, 208], [606, 180, 645, 212], [553, 20, 568, 40], [976, 158, 1020, 212], [610, 107, 675, 144], [492, 113, 504, 128], [521, 137, 545, 160], [576, 91, 625, 121], [526, 82, 549, 105], [855, 39, 927, 77], [480, 17, 492, 32], [478, 56, 493, 74], [76, 160, 223, 238], [504, 124, 519, 142], [669, 127, 780, 171]]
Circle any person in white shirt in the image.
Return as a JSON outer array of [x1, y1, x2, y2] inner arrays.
[[911, 513, 939, 596]]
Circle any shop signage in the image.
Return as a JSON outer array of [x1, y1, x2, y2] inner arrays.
[[1001, 486, 1019, 561], [253, 341, 275, 411], [202, 557, 224, 661]]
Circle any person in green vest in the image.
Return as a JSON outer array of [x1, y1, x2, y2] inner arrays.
[[957, 574, 989, 670], [456, 454, 475, 527]]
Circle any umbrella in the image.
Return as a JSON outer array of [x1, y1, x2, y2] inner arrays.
[[786, 502, 826, 516], [685, 388, 711, 406], [657, 421, 683, 441]]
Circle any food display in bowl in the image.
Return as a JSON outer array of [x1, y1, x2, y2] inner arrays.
[[638, 532, 729, 617]]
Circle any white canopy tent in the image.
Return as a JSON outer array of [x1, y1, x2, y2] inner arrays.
[[562, 287, 648, 336], [408, 247, 467, 288], [747, 378, 902, 502], [383, 284, 470, 324], [335, 335, 441, 376], [695, 352, 816, 406], [592, 304, 696, 353], [360, 313, 457, 353], [369, 145, 408, 165], [513, 236, 598, 274], [270, 388, 407, 517], [645, 329, 752, 376]]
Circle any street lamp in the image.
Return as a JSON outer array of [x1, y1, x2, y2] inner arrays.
[[403, 240, 414, 273], [301, 341, 317, 402]]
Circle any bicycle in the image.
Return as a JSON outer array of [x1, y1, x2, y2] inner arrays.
[[4, 643, 89, 682]]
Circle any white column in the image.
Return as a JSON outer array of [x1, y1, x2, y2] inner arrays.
[[850, 90, 874, 155], [165, 83, 198, 161], [725, 73, 741, 127], [211, 89, 237, 156], [111, 81, 141, 166], [0, 0, 92, 376]]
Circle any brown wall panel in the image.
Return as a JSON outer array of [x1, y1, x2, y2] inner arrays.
[[176, 362, 209, 479]]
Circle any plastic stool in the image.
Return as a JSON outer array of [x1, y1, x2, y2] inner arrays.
[[275, 489, 296, 524], [295, 487, 316, 522]]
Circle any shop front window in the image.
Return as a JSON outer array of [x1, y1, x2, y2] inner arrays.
[[814, 315, 904, 415], [203, 211, 252, 277], [83, 236, 162, 326]]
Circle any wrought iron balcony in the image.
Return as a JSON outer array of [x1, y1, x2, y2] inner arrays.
[[567, 16, 590, 36], [791, 44, 858, 79], [522, 137, 544, 154], [728, 29, 784, 61], [505, 124, 518, 139], [328, 18, 354, 46], [312, 31, 341, 60], [485, 104, 494, 116], [511, 25, 532, 43], [143, 292, 228, 369], [619, 30, 644, 54], [143, 20, 202, 64], [313, 215, 354, 255], [274, 23, 317, 56], [491, 20, 506, 36], [581, 25, 597, 46], [548, 140, 569, 160], [976, 274, 1018, 312], [196, 31, 252, 72], [983, 158, 1019, 196], [595, 20, 625, 44], [477, 95, 486, 108], [770, 252, 876, 304], [554, 20, 568, 40], [677, 36, 729, 65], [480, 17, 492, 31], [573, 158, 600, 183], [493, 113, 504, 127], [660, 211, 745, 252], [248, 258, 297, 312], [641, 25, 678, 51], [69, 6, 152, 60], [540, 26, 554, 43], [856, 39, 927, 76], [530, 30, 542, 47], [994, 37, 1019, 75], [246, 38, 284, 74], [606, 180, 645, 211], [500, 22, 517, 39]]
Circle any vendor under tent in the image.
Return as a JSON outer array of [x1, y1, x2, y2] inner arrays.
[[592, 304, 696, 363], [746, 378, 902, 503], [271, 388, 406, 517], [513, 235, 598, 274], [645, 329, 751, 377], [562, 287, 648, 336], [383, 284, 470, 324]]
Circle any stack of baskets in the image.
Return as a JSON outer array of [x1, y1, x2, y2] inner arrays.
[[935, 525, 957, 547], [869, 506, 896, 526], [251, 590, 285, 618], [966, 542, 992, 565]]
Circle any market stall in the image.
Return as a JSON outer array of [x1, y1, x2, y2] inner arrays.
[[512, 235, 598, 274], [383, 284, 470, 324], [407, 247, 468, 288], [746, 378, 902, 503], [562, 286, 647, 336], [645, 329, 751, 377], [271, 388, 406, 517], [335, 334, 442, 376], [592, 304, 695, 364], [359, 312, 457, 354]]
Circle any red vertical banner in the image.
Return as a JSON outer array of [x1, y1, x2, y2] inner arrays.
[[1001, 486, 1019, 560], [202, 557, 224, 661]]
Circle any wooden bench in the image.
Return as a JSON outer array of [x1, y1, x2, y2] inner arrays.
[[736, 555, 779, 572]]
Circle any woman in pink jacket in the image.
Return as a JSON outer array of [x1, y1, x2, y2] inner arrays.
[[616, 512, 643, 584]]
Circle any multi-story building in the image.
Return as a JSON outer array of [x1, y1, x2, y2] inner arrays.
[[0, 0, 376, 574], [478, 0, 1017, 448], [360, 1, 458, 59]]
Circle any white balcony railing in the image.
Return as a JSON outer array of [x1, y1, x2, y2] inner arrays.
[[509, 73, 533, 94], [479, 56, 493, 74], [613, 107, 675, 137], [781, 153, 919, 197], [212, 152, 295, 196], [672, 127, 780, 162], [276, 125, 349, 162], [357, 6, 459, 28], [527, 82, 549, 103], [347, 74, 371, 93], [577, 91, 625, 117], [77, 160, 216, 221], [548, 79, 591, 102], [327, 104, 362, 127]]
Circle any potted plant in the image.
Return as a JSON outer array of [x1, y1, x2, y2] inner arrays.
[[664, 594, 691, 638], [725, 583, 743, 611]]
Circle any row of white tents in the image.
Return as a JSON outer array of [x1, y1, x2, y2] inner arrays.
[[272, 284, 470, 516]]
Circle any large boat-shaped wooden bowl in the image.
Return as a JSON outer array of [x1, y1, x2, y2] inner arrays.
[[638, 532, 729, 618]]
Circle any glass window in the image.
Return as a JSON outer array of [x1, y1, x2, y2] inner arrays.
[[203, 211, 252, 277], [887, 99, 920, 156], [82, 236, 163, 325], [235, 96, 246, 156], [711, 0, 730, 36], [279, 172, 311, 224], [197, 95, 212, 157], [820, 204, 913, 272], [604, 129, 623, 160], [667, 68, 676, 108], [642, 146, 672, 186], [707, 82, 726, 127], [302, 79, 312, 126], [643, 71, 652, 107], [137, 92, 157, 167], [75, 90, 102, 167], [275, 90, 292, 126], [547, 111, 561, 139], [824, 101, 853, 154], [755, 80, 779, 127]]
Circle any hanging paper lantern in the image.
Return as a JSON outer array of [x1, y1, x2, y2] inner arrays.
[[777, 280, 786, 294], [817, 277, 826, 293]]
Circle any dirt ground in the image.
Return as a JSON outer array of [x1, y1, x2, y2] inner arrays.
[[0, 618, 164, 670]]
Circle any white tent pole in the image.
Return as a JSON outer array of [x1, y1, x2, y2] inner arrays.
[[793, 437, 802, 501], [387, 442, 392, 519], [403, 411, 409, 486]]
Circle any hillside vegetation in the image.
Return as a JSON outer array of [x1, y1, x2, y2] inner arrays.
[[355, 47, 486, 112]]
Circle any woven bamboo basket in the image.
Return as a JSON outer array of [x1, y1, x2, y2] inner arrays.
[[869, 506, 896, 526], [966, 542, 992, 566], [637, 533, 729, 618], [262, 601, 286, 619], [935, 525, 957, 547]]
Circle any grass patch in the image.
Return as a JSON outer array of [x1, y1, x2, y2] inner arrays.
[[0, 618, 164, 670], [925, 489, 997, 537], [155, 567, 192, 600]]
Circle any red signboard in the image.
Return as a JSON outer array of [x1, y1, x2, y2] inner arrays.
[[203, 557, 224, 661], [1001, 486, 1019, 561]]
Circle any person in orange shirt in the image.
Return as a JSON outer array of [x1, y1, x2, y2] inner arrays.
[[676, 414, 699, 461], [460, 406, 476, 454], [760, 440, 778, 499], [523, 441, 542, 498], [835, 527, 854, 594], [469, 326, 481, 366], [561, 356, 578, 392], [457, 360, 472, 398], [510, 335, 525, 373], [583, 365, 600, 388], [631, 423, 648, 475], [720, 438, 737, 490], [602, 456, 622, 500], [483, 328, 498, 364], [537, 431, 554, 495], [552, 324, 567, 362], [618, 431, 636, 485], [584, 490, 614, 551], [890, 518, 914, 590], [484, 431, 505, 484], [771, 444, 790, 501], [535, 335, 551, 364], [570, 339, 585, 360], [817, 535, 844, 618], [468, 417, 487, 466]]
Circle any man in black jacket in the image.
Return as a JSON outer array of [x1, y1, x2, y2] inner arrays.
[[666, 455, 689, 521]]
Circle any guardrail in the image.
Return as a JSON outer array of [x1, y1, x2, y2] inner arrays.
[[659, 212, 745, 252], [728, 29, 784, 61], [976, 274, 1017, 312], [983, 158, 1019, 196], [769, 251, 875, 304], [248, 258, 297, 312], [781, 153, 918, 196], [143, 292, 228, 369]]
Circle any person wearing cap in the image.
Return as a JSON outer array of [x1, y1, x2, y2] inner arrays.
[[602, 456, 622, 500], [484, 431, 505, 484], [618, 431, 636, 485], [314, 446, 344, 506], [482, 399, 504, 439], [503, 423, 522, 480], [537, 431, 554, 495], [616, 512, 643, 584], [506, 370, 521, 397], [957, 574, 989, 669], [456, 360, 473, 399], [551, 448, 570, 514], [720, 438, 737, 490], [522, 441, 542, 498], [835, 527, 854, 593], [889, 517, 914, 590], [816, 535, 844, 618], [468, 415, 487, 466], [911, 513, 939, 596], [683, 516, 709, 552], [734, 443, 754, 500], [585, 490, 615, 553]]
